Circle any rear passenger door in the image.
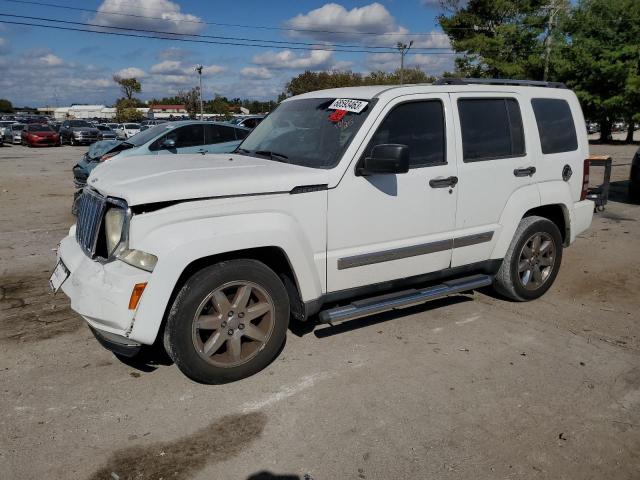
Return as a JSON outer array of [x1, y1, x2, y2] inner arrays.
[[450, 93, 537, 267], [203, 124, 243, 153]]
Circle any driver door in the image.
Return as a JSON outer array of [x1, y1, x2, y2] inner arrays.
[[326, 94, 459, 292], [152, 124, 205, 155]]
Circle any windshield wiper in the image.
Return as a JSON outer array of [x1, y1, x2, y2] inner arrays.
[[254, 150, 290, 163], [234, 147, 251, 155]]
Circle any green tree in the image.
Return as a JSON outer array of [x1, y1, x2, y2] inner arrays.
[[204, 94, 230, 115], [557, 0, 640, 142], [115, 98, 144, 122], [178, 87, 201, 118], [113, 75, 142, 100], [282, 69, 435, 98], [437, 0, 567, 80], [0, 98, 13, 112]]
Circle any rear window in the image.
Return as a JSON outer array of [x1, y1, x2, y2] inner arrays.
[[458, 98, 525, 162], [531, 98, 578, 154]]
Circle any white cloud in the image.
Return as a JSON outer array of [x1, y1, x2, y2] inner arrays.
[[0, 37, 8, 55], [158, 47, 193, 60], [201, 65, 225, 75], [115, 66, 147, 78], [91, 0, 204, 35], [150, 60, 183, 75], [40, 53, 64, 66], [241, 67, 273, 79], [252, 49, 333, 70], [365, 52, 453, 75], [286, 3, 451, 50]]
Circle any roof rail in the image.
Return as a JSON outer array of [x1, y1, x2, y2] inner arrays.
[[434, 77, 567, 89]]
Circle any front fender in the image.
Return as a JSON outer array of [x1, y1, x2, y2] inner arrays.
[[128, 207, 325, 345]]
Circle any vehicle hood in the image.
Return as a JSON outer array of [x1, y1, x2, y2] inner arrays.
[[88, 153, 330, 206], [28, 130, 57, 136], [87, 139, 122, 160]]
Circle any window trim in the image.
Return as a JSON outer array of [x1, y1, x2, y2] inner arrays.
[[457, 97, 527, 163], [357, 98, 448, 171], [530, 97, 579, 155]]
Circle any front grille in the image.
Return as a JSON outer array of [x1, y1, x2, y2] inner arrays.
[[75, 190, 107, 257]]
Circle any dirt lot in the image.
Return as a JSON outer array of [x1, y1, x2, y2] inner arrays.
[[1, 141, 639, 480]]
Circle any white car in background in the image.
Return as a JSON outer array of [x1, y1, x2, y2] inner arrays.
[[0, 120, 15, 138], [115, 123, 141, 140], [4, 123, 25, 144]]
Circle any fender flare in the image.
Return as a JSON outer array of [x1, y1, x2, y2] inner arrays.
[[128, 212, 323, 344]]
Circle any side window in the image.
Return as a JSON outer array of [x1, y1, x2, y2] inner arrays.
[[458, 98, 525, 162], [234, 127, 249, 140], [364, 100, 446, 168], [531, 98, 578, 154], [167, 124, 204, 148], [205, 124, 237, 144]]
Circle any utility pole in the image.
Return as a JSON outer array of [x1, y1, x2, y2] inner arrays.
[[194, 64, 204, 120], [397, 40, 413, 85], [543, 0, 562, 81]]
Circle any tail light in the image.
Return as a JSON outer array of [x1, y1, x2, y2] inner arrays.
[[581, 159, 590, 201]]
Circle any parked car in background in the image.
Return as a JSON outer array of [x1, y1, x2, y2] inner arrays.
[[630, 147, 640, 203], [141, 120, 167, 127], [20, 123, 60, 147], [105, 123, 120, 131], [96, 124, 118, 140], [229, 115, 265, 129], [59, 119, 100, 146], [72, 139, 121, 214], [4, 123, 25, 144], [0, 120, 15, 138], [94, 120, 249, 163], [114, 123, 141, 140]]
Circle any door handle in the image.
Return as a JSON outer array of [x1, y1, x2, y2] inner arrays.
[[197, 148, 207, 155], [514, 166, 536, 177], [429, 176, 458, 188]]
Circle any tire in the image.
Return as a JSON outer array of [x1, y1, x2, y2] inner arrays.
[[493, 216, 563, 301], [164, 259, 290, 384]]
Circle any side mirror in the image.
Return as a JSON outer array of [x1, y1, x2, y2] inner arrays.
[[358, 144, 409, 176], [162, 138, 176, 149]]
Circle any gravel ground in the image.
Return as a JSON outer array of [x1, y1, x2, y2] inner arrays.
[[1, 140, 639, 480]]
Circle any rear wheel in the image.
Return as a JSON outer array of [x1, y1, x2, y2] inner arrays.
[[164, 259, 290, 384], [494, 216, 563, 301]]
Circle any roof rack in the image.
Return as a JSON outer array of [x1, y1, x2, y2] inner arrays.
[[434, 77, 567, 89]]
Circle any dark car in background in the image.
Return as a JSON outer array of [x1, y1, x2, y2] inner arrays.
[[21, 123, 60, 147], [59, 119, 100, 146], [229, 115, 265, 129], [95, 124, 118, 140]]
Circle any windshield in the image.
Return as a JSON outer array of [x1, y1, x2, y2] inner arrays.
[[69, 120, 91, 127], [12, 124, 25, 131], [238, 98, 375, 169], [125, 123, 140, 129], [125, 122, 172, 146], [96, 125, 111, 131]]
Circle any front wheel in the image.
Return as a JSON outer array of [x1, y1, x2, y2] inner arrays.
[[164, 259, 290, 384], [493, 216, 563, 301]]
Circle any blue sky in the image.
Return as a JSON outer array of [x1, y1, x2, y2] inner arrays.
[[0, 0, 454, 106]]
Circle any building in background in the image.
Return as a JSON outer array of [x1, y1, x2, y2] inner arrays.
[[149, 104, 187, 119]]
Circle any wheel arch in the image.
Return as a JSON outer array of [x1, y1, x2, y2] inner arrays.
[[523, 203, 569, 245]]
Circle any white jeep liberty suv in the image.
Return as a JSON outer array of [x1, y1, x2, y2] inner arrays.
[[51, 79, 594, 384]]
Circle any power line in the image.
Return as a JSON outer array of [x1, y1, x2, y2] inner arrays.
[[0, 0, 452, 37], [0, 18, 460, 55], [0, 13, 454, 52]]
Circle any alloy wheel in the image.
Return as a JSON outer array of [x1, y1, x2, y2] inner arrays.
[[191, 281, 275, 368], [517, 232, 555, 290]]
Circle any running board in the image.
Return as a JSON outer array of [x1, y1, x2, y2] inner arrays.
[[317, 274, 493, 325]]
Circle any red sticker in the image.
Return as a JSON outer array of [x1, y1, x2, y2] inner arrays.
[[328, 109, 347, 122]]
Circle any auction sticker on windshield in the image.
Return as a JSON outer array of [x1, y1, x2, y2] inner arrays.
[[328, 99, 368, 113], [49, 260, 69, 293]]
